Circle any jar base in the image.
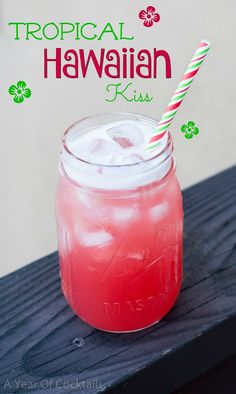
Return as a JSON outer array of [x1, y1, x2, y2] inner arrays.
[[63, 286, 181, 334], [96, 318, 160, 333]]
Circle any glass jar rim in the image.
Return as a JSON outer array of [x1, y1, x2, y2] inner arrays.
[[60, 112, 174, 190], [62, 112, 173, 169]]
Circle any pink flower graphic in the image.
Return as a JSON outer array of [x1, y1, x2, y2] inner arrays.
[[139, 6, 160, 28]]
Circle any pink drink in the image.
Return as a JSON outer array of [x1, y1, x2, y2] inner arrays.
[[56, 113, 183, 332]]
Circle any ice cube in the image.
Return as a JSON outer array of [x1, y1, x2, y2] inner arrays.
[[149, 202, 169, 221], [107, 122, 144, 149], [78, 230, 114, 247], [89, 138, 122, 157], [127, 251, 145, 260], [108, 154, 126, 165], [79, 193, 93, 208], [122, 153, 144, 164], [112, 207, 137, 223], [108, 153, 144, 166], [80, 138, 124, 165]]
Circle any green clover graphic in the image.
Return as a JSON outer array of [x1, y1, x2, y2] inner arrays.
[[8, 81, 31, 104], [181, 121, 199, 139]]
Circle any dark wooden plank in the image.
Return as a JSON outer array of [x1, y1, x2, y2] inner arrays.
[[1, 165, 236, 393], [175, 352, 236, 394]]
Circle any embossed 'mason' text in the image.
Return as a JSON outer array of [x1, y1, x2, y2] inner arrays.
[[104, 296, 157, 314]]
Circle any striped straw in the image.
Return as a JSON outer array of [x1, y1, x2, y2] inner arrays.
[[146, 39, 211, 151]]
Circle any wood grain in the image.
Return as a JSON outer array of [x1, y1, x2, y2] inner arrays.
[[175, 352, 236, 394], [1, 166, 236, 393]]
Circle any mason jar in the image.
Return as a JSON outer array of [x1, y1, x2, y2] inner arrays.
[[56, 112, 183, 332]]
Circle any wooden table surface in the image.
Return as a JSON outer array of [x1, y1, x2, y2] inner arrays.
[[1, 166, 236, 393]]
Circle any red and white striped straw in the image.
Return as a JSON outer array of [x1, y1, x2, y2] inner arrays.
[[146, 39, 211, 151]]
